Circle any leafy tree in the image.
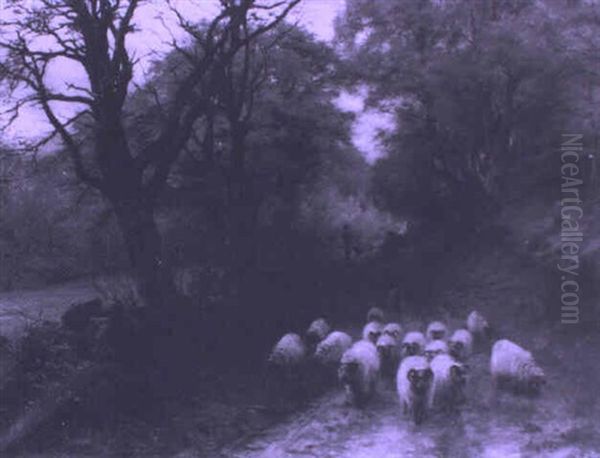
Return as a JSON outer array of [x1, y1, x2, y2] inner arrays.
[[0, 0, 300, 309], [337, 0, 598, 225]]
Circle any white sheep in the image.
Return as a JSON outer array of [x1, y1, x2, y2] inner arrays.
[[428, 354, 467, 412], [490, 339, 545, 395], [396, 355, 433, 425], [267, 333, 307, 370], [305, 318, 331, 349], [266, 333, 308, 401], [426, 321, 448, 341], [401, 331, 426, 358], [467, 310, 491, 338], [448, 329, 473, 361], [362, 321, 383, 344], [338, 340, 380, 405], [376, 333, 400, 379], [424, 339, 449, 362], [367, 306, 385, 323], [314, 331, 353, 367], [382, 322, 403, 343]]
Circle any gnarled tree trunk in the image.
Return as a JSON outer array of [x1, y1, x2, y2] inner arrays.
[[113, 197, 176, 311]]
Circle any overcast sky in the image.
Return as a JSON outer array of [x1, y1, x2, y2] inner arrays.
[[1, 0, 391, 162]]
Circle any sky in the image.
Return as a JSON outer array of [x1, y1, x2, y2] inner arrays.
[[0, 0, 392, 162]]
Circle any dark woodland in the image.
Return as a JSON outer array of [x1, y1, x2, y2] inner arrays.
[[0, 0, 599, 456]]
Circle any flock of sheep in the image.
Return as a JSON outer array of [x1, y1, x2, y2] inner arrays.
[[266, 308, 546, 425]]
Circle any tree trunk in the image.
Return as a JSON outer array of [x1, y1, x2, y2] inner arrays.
[[113, 198, 176, 311], [226, 123, 258, 286]]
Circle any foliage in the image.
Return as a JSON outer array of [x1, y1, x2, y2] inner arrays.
[[337, 0, 600, 224]]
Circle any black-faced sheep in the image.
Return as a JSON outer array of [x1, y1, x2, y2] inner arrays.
[[490, 339, 545, 396], [448, 329, 473, 361], [305, 318, 331, 350], [401, 331, 426, 358], [367, 306, 385, 323], [362, 321, 383, 344], [267, 333, 306, 373], [314, 331, 353, 368], [382, 322, 403, 343], [426, 321, 448, 341], [424, 339, 449, 362], [266, 333, 307, 402], [338, 340, 380, 406], [396, 355, 433, 425], [467, 310, 491, 338], [428, 354, 467, 413], [376, 334, 400, 380], [312, 331, 353, 388]]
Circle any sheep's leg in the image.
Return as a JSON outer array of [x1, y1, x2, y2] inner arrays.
[[369, 377, 377, 397], [413, 405, 424, 425]]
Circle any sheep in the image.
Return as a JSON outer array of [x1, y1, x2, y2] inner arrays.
[[267, 333, 306, 372], [426, 321, 448, 341], [401, 331, 426, 358], [424, 339, 449, 362], [396, 355, 433, 425], [338, 340, 380, 406], [448, 329, 473, 361], [265, 333, 308, 405], [376, 334, 400, 380], [382, 322, 403, 343], [428, 354, 467, 412], [305, 318, 331, 350], [312, 331, 354, 388], [467, 310, 491, 338], [314, 331, 353, 367], [490, 339, 545, 395], [362, 321, 383, 344], [367, 306, 385, 323]]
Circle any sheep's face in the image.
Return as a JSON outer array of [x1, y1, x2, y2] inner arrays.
[[528, 370, 546, 394], [367, 330, 382, 344], [407, 368, 432, 395], [449, 341, 464, 359], [483, 324, 493, 339], [424, 348, 444, 362], [450, 364, 467, 387], [384, 329, 401, 341], [450, 364, 467, 402], [338, 361, 360, 388], [377, 344, 393, 363], [402, 342, 421, 357], [367, 308, 384, 323], [305, 331, 320, 348], [430, 330, 446, 340]]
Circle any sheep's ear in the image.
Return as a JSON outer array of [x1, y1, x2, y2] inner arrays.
[[408, 369, 417, 382]]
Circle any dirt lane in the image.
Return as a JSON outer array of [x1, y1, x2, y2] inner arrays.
[[0, 280, 98, 340], [222, 340, 600, 458]]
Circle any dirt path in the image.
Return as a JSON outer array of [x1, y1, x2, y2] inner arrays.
[[218, 339, 599, 458], [216, 242, 600, 458], [0, 279, 97, 339], [5, 237, 600, 457]]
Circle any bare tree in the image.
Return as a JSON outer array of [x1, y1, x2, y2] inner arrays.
[[0, 0, 300, 309]]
